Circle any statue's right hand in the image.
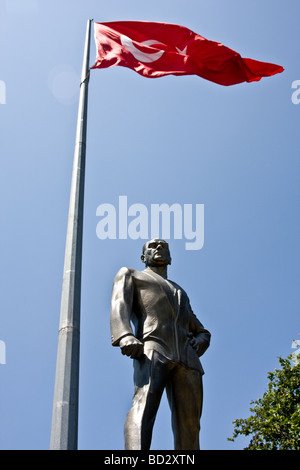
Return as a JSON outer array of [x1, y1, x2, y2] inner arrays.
[[119, 335, 144, 359]]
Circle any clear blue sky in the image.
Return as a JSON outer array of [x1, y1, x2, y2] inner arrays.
[[0, 0, 299, 450]]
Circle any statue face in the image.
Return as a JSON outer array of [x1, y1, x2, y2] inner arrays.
[[141, 239, 171, 267]]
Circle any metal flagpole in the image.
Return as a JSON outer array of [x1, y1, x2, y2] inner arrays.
[[50, 19, 92, 450]]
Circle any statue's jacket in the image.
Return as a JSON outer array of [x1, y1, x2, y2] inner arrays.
[[110, 267, 211, 374]]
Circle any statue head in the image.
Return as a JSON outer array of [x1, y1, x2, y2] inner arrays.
[[141, 238, 172, 267]]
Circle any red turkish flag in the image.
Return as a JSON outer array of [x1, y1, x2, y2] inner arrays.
[[91, 21, 284, 86]]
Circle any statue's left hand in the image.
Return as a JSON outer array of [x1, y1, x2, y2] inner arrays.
[[188, 333, 200, 351]]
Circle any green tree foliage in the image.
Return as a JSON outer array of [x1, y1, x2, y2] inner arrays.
[[228, 352, 300, 450]]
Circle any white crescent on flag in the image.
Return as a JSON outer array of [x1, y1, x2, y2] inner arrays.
[[120, 35, 165, 63]]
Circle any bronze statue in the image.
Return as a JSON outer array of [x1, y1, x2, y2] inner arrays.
[[110, 239, 211, 450]]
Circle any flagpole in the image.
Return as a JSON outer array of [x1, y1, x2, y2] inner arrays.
[[50, 18, 92, 450]]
